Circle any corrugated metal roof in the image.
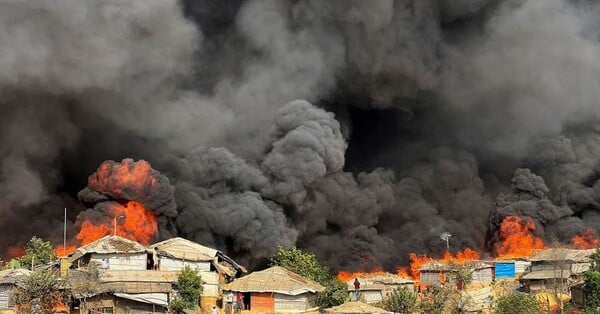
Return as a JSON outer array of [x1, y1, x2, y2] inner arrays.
[[531, 249, 596, 262], [68, 236, 147, 262], [221, 266, 324, 295], [419, 261, 493, 271], [150, 237, 217, 262], [0, 269, 31, 285], [521, 270, 571, 280], [325, 301, 390, 313]]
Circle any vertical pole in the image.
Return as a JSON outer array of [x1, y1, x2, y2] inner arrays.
[[113, 217, 117, 236], [63, 208, 67, 254], [446, 238, 449, 252]]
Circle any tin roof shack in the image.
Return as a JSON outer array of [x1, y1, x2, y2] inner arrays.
[[494, 260, 532, 280], [150, 237, 246, 279], [68, 235, 148, 271], [0, 269, 31, 311], [419, 261, 494, 288], [222, 266, 324, 313], [345, 273, 414, 304], [70, 267, 179, 313], [150, 237, 246, 313], [520, 248, 595, 293]]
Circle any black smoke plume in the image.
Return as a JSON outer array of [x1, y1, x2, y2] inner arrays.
[[2, 0, 600, 270]]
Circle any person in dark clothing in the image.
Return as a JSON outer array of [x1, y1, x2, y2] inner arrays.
[[353, 278, 360, 301]]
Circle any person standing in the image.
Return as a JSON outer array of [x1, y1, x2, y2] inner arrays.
[[236, 292, 244, 312], [353, 278, 360, 301], [153, 247, 160, 270]]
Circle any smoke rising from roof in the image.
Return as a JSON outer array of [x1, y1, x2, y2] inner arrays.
[[2, 0, 600, 270]]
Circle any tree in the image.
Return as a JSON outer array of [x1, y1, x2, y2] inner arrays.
[[19, 237, 54, 269], [14, 271, 66, 314], [171, 266, 202, 313], [383, 286, 417, 314], [495, 293, 544, 314], [585, 248, 600, 311], [270, 246, 346, 308]]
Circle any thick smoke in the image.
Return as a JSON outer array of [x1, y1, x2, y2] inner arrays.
[[3, 0, 600, 271]]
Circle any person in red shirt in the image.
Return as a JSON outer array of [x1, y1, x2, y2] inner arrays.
[[353, 278, 360, 301]]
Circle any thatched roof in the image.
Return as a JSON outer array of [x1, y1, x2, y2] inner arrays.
[[0, 268, 31, 285], [325, 301, 390, 313], [345, 273, 413, 291], [221, 266, 324, 295], [68, 236, 146, 262], [530, 249, 595, 262]]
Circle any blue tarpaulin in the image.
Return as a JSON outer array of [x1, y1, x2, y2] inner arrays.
[[494, 262, 516, 279]]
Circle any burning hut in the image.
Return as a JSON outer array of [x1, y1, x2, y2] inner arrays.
[[520, 248, 595, 293], [0, 269, 31, 311], [68, 235, 148, 271], [221, 266, 324, 313], [344, 273, 414, 304]]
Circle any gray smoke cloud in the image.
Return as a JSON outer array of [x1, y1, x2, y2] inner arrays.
[[3, 0, 600, 271]]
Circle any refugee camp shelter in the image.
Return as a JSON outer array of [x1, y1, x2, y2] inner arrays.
[[221, 266, 324, 313], [324, 301, 390, 314], [68, 235, 148, 270], [345, 273, 414, 304], [494, 259, 531, 279], [0, 269, 31, 310], [150, 237, 246, 313], [419, 261, 494, 287], [79, 292, 170, 314], [150, 237, 245, 276], [520, 248, 595, 293]]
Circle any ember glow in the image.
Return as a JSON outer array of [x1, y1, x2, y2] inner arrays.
[[495, 216, 546, 259], [571, 228, 600, 249], [7, 246, 25, 259]]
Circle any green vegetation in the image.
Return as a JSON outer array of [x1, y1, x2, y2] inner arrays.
[[2, 236, 54, 270], [270, 246, 346, 308], [383, 286, 417, 314], [585, 248, 600, 312], [171, 265, 203, 313], [14, 270, 66, 314], [495, 293, 544, 314]]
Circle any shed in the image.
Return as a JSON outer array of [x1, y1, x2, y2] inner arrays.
[[0, 269, 31, 309], [345, 273, 414, 304], [325, 301, 390, 313], [68, 235, 148, 271], [419, 261, 493, 286], [221, 266, 324, 313]]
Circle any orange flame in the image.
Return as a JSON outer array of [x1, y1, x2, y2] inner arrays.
[[89, 159, 158, 196], [572, 228, 600, 249], [55, 201, 157, 257], [496, 216, 546, 258], [6, 246, 25, 259], [337, 267, 386, 282], [395, 248, 481, 280]]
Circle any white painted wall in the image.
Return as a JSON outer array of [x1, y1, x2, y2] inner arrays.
[[158, 257, 210, 272], [90, 253, 147, 271]]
